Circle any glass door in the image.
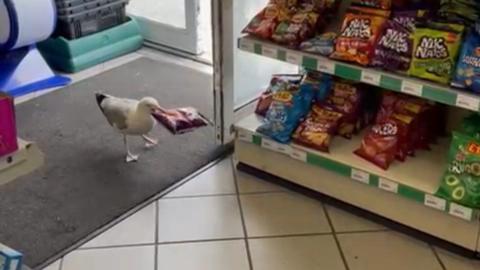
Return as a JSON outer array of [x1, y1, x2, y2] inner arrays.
[[128, 0, 202, 55]]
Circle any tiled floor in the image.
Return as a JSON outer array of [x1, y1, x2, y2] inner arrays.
[[43, 156, 480, 270]]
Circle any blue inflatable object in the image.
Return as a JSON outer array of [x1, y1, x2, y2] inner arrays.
[[0, 45, 70, 97], [0, 0, 70, 97]]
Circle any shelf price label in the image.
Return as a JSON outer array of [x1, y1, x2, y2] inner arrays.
[[378, 178, 398, 193], [261, 139, 290, 155], [449, 203, 473, 221], [424, 194, 446, 211], [361, 70, 381, 86], [237, 130, 253, 143], [317, 60, 335, 75], [239, 39, 254, 52], [262, 46, 278, 59], [290, 148, 307, 162], [286, 52, 302, 65], [276, 143, 292, 155], [351, 169, 370, 184], [456, 94, 480, 111], [401, 81, 423, 97]]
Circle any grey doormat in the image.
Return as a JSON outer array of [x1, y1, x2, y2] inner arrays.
[[0, 57, 226, 268]]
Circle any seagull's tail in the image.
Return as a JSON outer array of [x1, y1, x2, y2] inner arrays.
[[95, 93, 108, 110]]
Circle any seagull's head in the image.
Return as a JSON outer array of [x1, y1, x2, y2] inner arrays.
[[139, 97, 163, 114]]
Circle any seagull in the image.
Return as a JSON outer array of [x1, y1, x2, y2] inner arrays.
[[95, 93, 164, 163]]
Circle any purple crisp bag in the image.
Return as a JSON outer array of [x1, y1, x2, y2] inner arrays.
[[372, 20, 413, 73], [153, 107, 208, 135]]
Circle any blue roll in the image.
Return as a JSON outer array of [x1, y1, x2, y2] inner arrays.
[[0, 0, 56, 51]]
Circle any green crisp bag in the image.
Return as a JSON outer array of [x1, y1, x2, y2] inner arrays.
[[409, 24, 464, 84], [437, 132, 480, 208]]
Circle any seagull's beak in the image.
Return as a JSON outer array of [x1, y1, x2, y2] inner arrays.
[[153, 105, 166, 114]]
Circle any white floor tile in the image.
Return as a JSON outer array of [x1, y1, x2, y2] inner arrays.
[[156, 240, 249, 270], [338, 231, 443, 270], [62, 245, 155, 270], [42, 260, 61, 270], [249, 235, 346, 270], [240, 192, 331, 237], [81, 203, 156, 248], [236, 170, 285, 194], [435, 248, 480, 270], [325, 206, 386, 233], [166, 158, 236, 197], [157, 196, 244, 242]]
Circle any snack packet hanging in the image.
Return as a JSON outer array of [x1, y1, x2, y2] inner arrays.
[[452, 29, 480, 93], [331, 12, 387, 66], [300, 32, 337, 56], [436, 132, 480, 208], [372, 20, 413, 72], [257, 81, 315, 143], [408, 24, 464, 84], [292, 105, 343, 152]]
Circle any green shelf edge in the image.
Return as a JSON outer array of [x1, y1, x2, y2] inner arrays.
[[238, 129, 478, 222], [238, 36, 480, 113]]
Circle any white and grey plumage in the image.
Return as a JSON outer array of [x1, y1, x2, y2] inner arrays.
[[96, 93, 163, 162]]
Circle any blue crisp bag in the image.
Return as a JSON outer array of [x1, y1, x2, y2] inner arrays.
[[300, 70, 332, 102], [257, 82, 315, 143], [452, 29, 480, 93]]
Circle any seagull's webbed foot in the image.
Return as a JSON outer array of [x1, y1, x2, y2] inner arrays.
[[142, 135, 158, 149]]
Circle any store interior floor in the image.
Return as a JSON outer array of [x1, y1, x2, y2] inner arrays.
[[39, 154, 479, 270]]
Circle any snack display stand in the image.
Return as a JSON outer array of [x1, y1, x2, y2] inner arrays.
[[232, 1, 480, 258], [0, 139, 44, 187]]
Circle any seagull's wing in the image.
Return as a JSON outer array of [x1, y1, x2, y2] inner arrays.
[[100, 97, 138, 130]]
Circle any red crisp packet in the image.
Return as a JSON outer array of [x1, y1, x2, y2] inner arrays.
[[354, 116, 404, 170], [153, 107, 209, 135]]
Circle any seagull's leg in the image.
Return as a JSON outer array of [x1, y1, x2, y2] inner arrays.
[[124, 135, 139, 163], [142, 134, 158, 148]]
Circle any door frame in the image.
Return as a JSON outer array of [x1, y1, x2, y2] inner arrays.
[[212, 0, 235, 145]]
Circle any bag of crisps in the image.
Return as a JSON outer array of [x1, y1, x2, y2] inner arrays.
[[242, 3, 288, 39], [292, 105, 343, 152], [272, 9, 320, 47], [321, 81, 364, 139], [452, 29, 480, 93], [255, 74, 305, 116], [257, 80, 315, 143], [408, 24, 464, 84], [331, 12, 387, 66], [354, 116, 403, 170], [372, 20, 413, 73], [436, 132, 480, 208]]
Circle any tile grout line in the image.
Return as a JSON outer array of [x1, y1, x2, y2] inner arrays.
[[154, 200, 159, 270], [74, 229, 392, 252], [321, 204, 351, 270], [430, 245, 448, 270], [231, 158, 255, 270], [162, 190, 288, 200]]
